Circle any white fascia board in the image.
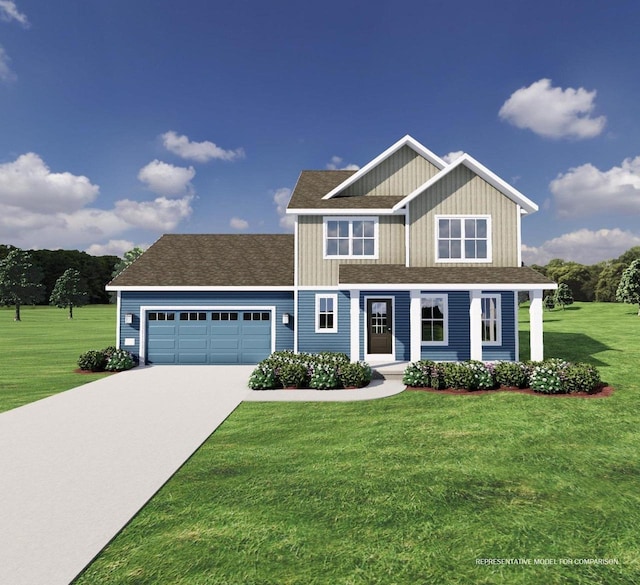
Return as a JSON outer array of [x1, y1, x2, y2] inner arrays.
[[337, 282, 556, 291], [321, 135, 447, 200], [286, 208, 399, 215], [392, 154, 539, 215], [106, 285, 295, 292]]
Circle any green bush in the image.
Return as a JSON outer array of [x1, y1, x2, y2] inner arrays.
[[563, 362, 602, 394], [77, 350, 107, 372], [402, 362, 430, 387], [278, 362, 308, 388], [529, 361, 565, 394], [248, 364, 278, 390], [339, 362, 372, 388], [494, 361, 529, 388], [464, 360, 496, 390], [441, 362, 475, 390], [105, 349, 135, 371], [309, 365, 339, 390]]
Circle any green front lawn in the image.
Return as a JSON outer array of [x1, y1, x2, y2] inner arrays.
[[0, 304, 116, 412], [73, 302, 640, 585]]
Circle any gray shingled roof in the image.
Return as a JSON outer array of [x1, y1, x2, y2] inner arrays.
[[340, 265, 555, 286], [287, 170, 404, 209], [108, 234, 294, 287]]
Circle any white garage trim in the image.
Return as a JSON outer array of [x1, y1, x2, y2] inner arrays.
[[140, 305, 277, 364]]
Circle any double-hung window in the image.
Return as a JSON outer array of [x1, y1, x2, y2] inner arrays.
[[315, 294, 338, 333], [324, 217, 378, 259], [421, 295, 448, 345], [481, 294, 501, 345], [436, 216, 490, 262]]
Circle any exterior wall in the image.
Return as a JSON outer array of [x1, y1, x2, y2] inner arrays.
[[342, 146, 440, 197], [119, 291, 294, 362], [358, 290, 410, 361], [420, 290, 516, 362], [297, 290, 351, 355], [409, 165, 520, 267], [298, 215, 405, 286]]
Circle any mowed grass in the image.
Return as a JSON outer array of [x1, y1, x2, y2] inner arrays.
[[0, 304, 116, 412], [74, 302, 640, 585]]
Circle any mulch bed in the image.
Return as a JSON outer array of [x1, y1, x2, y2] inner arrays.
[[405, 385, 614, 398]]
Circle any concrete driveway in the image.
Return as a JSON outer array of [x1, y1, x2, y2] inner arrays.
[[0, 366, 252, 585]]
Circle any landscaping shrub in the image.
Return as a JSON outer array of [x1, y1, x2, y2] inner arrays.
[[494, 361, 529, 388], [309, 364, 339, 390], [402, 361, 431, 387], [464, 360, 496, 390], [278, 362, 308, 388], [339, 362, 372, 388], [528, 361, 566, 394], [441, 362, 475, 390], [563, 362, 602, 394], [248, 364, 278, 390], [77, 350, 107, 372], [105, 349, 135, 371]]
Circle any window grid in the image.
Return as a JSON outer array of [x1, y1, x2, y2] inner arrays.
[[437, 217, 489, 261], [481, 296, 500, 344], [316, 295, 337, 333], [421, 296, 446, 344], [325, 218, 376, 258]]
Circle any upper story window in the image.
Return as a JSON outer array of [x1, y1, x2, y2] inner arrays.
[[436, 216, 491, 262], [324, 217, 378, 259]]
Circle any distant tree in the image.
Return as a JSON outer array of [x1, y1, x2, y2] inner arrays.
[[112, 247, 145, 279], [616, 260, 640, 316], [545, 260, 594, 302], [49, 268, 89, 319], [595, 262, 627, 302], [617, 246, 640, 266], [543, 295, 556, 311], [0, 249, 45, 321], [554, 283, 574, 310]]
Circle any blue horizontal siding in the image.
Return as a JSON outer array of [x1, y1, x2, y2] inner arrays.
[[297, 290, 350, 355], [119, 291, 294, 363]]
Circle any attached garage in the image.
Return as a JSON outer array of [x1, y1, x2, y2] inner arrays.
[[145, 309, 273, 365]]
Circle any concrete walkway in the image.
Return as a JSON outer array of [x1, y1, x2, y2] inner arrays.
[[0, 366, 405, 585]]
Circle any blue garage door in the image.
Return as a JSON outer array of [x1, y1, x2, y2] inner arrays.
[[147, 310, 272, 364]]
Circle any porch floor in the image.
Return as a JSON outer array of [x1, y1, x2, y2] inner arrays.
[[370, 361, 408, 380]]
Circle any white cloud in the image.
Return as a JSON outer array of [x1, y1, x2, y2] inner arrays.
[[273, 187, 294, 231], [442, 151, 464, 164], [550, 156, 640, 217], [137, 159, 195, 196], [326, 156, 359, 171], [0, 1, 29, 27], [0, 45, 15, 82], [85, 240, 148, 258], [522, 228, 640, 265], [230, 217, 249, 230], [162, 131, 245, 163], [115, 196, 193, 231], [499, 78, 606, 139], [0, 153, 99, 212]]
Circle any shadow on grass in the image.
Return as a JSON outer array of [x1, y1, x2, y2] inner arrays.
[[543, 331, 615, 366]]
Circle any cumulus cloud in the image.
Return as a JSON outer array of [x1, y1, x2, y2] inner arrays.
[[326, 156, 359, 171], [0, 152, 99, 212], [522, 228, 640, 265], [550, 156, 640, 217], [499, 78, 606, 139], [85, 240, 147, 258], [137, 159, 195, 196], [442, 151, 464, 164], [0, 1, 29, 27], [0, 45, 16, 82], [273, 187, 294, 231], [162, 131, 245, 163], [115, 196, 193, 231], [230, 217, 249, 230]]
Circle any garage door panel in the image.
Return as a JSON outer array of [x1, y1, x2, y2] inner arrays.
[[179, 339, 208, 350], [148, 339, 177, 350], [148, 352, 177, 364], [178, 325, 208, 336], [211, 338, 240, 350], [178, 352, 208, 364]]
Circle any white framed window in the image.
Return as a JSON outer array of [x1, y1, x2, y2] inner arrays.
[[436, 215, 491, 262], [323, 217, 378, 259], [481, 294, 501, 345], [315, 294, 338, 333], [421, 295, 448, 345]]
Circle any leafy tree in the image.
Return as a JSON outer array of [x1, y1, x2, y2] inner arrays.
[[0, 249, 45, 321], [554, 283, 574, 310], [595, 262, 627, 302], [49, 268, 89, 319], [617, 246, 640, 266], [112, 247, 145, 279], [616, 259, 640, 316], [543, 295, 556, 311], [545, 260, 595, 302]]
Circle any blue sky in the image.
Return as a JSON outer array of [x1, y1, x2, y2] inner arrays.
[[1, 1, 639, 264]]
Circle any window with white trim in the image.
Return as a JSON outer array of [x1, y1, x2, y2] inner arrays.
[[436, 216, 490, 261], [481, 294, 501, 345], [421, 295, 448, 345], [324, 217, 378, 259], [315, 294, 338, 333]]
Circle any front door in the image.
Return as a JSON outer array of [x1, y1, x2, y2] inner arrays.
[[367, 298, 393, 355]]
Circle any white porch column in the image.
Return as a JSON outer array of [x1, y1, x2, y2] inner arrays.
[[469, 290, 483, 361], [410, 290, 422, 363], [350, 290, 360, 362], [529, 289, 544, 361]]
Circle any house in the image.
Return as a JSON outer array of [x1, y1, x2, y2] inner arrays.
[[106, 135, 556, 366]]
